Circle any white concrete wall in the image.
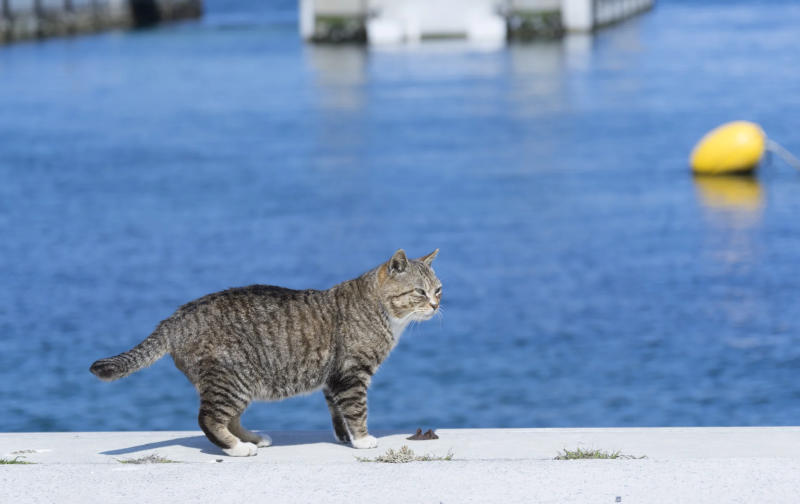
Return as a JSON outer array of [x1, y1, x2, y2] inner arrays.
[[367, 0, 505, 44], [2, 428, 800, 504], [561, 0, 593, 32], [315, 0, 365, 16], [299, 0, 314, 39], [563, 0, 654, 32], [509, 0, 560, 12]]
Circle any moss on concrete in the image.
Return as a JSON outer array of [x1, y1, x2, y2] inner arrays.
[[312, 14, 366, 43], [507, 9, 563, 40]]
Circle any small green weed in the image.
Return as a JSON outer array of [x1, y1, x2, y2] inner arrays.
[[357, 445, 454, 463], [555, 447, 645, 460], [116, 454, 179, 464], [0, 456, 33, 465]]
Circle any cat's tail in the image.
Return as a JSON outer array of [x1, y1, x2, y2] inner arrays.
[[90, 324, 169, 382]]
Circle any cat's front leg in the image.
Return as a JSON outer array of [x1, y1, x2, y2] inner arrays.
[[326, 373, 377, 449], [323, 387, 350, 443]]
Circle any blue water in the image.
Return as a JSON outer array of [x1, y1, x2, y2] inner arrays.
[[2, 0, 800, 432]]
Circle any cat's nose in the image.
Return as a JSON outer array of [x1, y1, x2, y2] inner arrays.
[[430, 301, 438, 310]]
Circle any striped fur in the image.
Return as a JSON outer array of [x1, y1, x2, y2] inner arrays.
[[90, 249, 441, 455]]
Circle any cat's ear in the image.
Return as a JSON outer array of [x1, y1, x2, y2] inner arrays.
[[388, 249, 409, 275], [418, 248, 439, 266]]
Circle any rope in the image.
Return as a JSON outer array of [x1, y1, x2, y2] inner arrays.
[[766, 138, 800, 171]]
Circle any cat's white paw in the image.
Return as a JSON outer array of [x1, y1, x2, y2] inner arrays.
[[223, 441, 258, 457], [351, 435, 378, 449], [256, 434, 272, 448]]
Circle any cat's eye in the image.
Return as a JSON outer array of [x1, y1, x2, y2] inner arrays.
[[435, 286, 442, 294], [415, 288, 426, 296]]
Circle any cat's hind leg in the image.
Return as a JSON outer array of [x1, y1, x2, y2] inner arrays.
[[229, 414, 272, 448], [198, 396, 257, 457]]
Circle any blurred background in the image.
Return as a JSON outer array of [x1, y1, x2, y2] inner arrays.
[[1, 0, 799, 433]]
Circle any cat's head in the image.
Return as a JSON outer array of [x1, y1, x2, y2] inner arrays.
[[378, 249, 442, 322]]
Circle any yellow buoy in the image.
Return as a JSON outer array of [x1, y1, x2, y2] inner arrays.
[[690, 121, 766, 175]]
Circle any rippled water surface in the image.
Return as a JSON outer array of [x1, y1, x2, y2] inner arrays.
[[2, 0, 800, 432]]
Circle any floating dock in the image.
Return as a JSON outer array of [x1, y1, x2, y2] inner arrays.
[[300, 0, 654, 44]]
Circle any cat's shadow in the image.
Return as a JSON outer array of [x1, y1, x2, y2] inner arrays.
[[100, 430, 411, 457], [101, 434, 222, 456]]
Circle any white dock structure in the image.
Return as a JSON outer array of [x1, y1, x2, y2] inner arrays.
[[366, 0, 506, 45], [299, 0, 654, 43], [563, 0, 654, 32]]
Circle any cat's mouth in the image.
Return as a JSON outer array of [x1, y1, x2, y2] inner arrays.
[[415, 308, 437, 320]]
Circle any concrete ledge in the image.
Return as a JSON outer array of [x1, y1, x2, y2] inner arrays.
[[2, 428, 800, 503]]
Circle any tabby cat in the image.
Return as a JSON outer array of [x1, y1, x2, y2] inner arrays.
[[90, 249, 441, 456]]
